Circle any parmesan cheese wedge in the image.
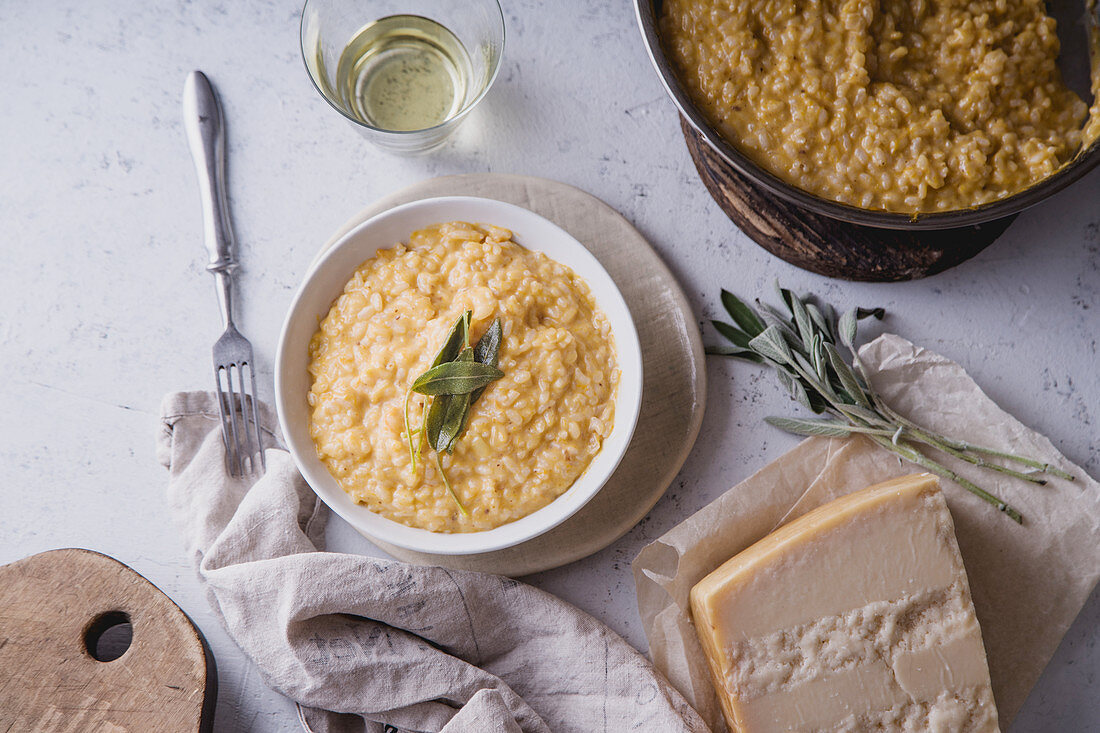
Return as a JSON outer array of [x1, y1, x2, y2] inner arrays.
[[690, 474, 999, 732]]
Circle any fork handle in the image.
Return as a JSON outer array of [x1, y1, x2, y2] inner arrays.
[[183, 70, 237, 328]]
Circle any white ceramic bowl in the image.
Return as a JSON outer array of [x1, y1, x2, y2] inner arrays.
[[276, 196, 643, 555]]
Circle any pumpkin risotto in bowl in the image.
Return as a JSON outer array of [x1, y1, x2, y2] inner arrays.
[[276, 197, 642, 554]]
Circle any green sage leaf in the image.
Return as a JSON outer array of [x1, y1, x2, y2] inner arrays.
[[437, 391, 472, 453], [775, 367, 798, 396], [811, 333, 829, 383], [824, 303, 840, 343], [424, 394, 449, 449], [823, 342, 871, 408], [791, 349, 830, 396], [766, 416, 856, 438], [430, 311, 472, 369], [470, 318, 503, 404], [839, 308, 858, 351], [720, 290, 765, 336], [778, 369, 812, 410], [756, 303, 804, 351], [757, 301, 794, 329], [806, 390, 829, 414], [805, 302, 834, 343], [421, 314, 472, 450], [414, 314, 507, 459], [473, 318, 503, 367], [749, 325, 793, 365], [857, 307, 885, 321], [790, 296, 816, 353], [839, 306, 883, 352], [801, 380, 829, 413], [707, 344, 765, 362], [411, 360, 504, 396], [712, 320, 753, 349], [427, 350, 475, 451], [774, 281, 797, 317], [835, 403, 889, 426]]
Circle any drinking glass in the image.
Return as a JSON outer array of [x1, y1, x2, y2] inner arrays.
[[301, 0, 505, 153]]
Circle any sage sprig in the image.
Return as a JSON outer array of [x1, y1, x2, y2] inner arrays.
[[404, 312, 505, 515], [708, 282, 1076, 524], [404, 311, 470, 470]]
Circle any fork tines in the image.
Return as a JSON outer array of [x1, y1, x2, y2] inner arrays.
[[214, 359, 266, 477]]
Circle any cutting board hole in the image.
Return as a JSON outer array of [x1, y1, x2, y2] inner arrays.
[[84, 611, 132, 662]]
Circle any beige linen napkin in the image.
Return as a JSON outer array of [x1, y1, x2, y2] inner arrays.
[[158, 392, 707, 733], [634, 334, 1100, 732]]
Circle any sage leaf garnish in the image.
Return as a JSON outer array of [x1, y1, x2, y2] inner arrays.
[[411, 360, 504, 395], [405, 314, 507, 514], [473, 318, 503, 366], [432, 311, 471, 368], [708, 281, 1078, 524], [406, 311, 471, 470], [424, 393, 449, 452], [470, 318, 503, 404], [435, 450, 468, 518], [432, 349, 475, 453], [437, 392, 472, 453]]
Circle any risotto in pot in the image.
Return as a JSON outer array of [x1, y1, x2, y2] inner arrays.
[[662, 0, 1100, 213], [307, 221, 620, 533]]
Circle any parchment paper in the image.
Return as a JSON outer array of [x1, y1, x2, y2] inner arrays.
[[633, 333, 1100, 731]]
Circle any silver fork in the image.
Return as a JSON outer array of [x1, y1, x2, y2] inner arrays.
[[183, 70, 265, 477]]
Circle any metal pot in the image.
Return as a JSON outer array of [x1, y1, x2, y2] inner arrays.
[[633, 0, 1100, 230]]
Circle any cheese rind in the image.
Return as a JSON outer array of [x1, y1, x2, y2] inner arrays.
[[690, 474, 999, 732]]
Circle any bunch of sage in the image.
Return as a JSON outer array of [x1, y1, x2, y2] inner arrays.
[[709, 283, 1074, 524], [404, 311, 504, 515]]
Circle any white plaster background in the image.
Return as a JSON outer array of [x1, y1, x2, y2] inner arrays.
[[1, 0, 1096, 730]]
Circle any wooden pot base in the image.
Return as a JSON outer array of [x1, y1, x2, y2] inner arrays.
[[681, 118, 1017, 281]]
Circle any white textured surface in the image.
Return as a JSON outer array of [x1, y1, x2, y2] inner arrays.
[[0, 1, 1096, 731]]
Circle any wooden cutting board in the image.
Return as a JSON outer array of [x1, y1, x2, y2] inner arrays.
[[681, 118, 1018, 281], [0, 548, 216, 732]]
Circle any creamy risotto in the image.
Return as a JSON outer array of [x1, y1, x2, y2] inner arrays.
[[307, 221, 619, 533], [662, 0, 1100, 213]]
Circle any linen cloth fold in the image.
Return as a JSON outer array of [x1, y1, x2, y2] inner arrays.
[[158, 391, 707, 733]]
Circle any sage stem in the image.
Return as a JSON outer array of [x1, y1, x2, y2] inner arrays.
[[403, 390, 417, 471], [435, 450, 468, 517], [870, 391, 1070, 483], [950, 444, 1075, 482], [868, 435, 1023, 524], [901, 427, 1048, 485]]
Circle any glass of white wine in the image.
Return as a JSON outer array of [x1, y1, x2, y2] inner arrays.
[[301, 0, 504, 153]]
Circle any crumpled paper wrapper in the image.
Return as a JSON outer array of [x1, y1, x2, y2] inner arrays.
[[633, 334, 1100, 731]]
